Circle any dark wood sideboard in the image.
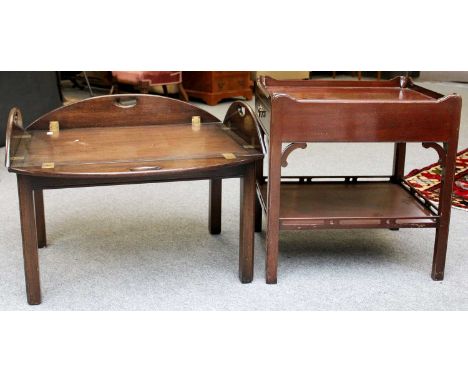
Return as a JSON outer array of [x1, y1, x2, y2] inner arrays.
[[182, 71, 253, 105]]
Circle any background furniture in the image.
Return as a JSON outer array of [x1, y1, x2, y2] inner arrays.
[[252, 71, 310, 81], [254, 76, 461, 284], [182, 71, 253, 105], [59, 71, 95, 96], [5, 95, 263, 305], [0, 72, 62, 147], [76, 71, 113, 89], [111, 71, 188, 101]]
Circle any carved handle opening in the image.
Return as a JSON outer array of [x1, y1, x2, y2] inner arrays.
[[237, 105, 246, 117], [114, 97, 138, 108], [5, 108, 24, 168]]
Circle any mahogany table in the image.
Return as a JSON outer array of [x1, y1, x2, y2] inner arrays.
[[253, 76, 462, 284], [5, 95, 263, 304]]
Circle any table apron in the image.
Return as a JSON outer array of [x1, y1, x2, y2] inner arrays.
[[26, 166, 251, 190]]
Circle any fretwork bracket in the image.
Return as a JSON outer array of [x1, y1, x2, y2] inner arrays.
[[281, 143, 307, 167], [422, 142, 446, 167]]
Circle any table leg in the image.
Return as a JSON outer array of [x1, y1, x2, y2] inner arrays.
[[265, 142, 282, 284], [431, 142, 457, 281], [34, 189, 47, 248], [392, 142, 406, 183], [17, 175, 41, 305], [209, 179, 222, 234], [390, 142, 406, 232], [239, 163, 256, 283]]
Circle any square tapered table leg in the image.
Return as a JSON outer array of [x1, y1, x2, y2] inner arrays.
[[239, 163, 256, 283], [17, 175, 41, 305], [209, 178, 222, 235]]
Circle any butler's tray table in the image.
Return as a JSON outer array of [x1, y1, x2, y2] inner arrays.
[[5, 95, 264, 304]]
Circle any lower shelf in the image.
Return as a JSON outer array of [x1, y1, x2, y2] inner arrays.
[[259, 181, 438, 230]]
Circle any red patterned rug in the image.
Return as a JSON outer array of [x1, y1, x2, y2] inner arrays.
[[405, 148, 468, 211]]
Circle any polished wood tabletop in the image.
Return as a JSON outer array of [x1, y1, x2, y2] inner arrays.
[[257, 76, 443, 102], [7, 96, 261, 178], [8, 122, 260, 177], [263, 86, 435, 101]]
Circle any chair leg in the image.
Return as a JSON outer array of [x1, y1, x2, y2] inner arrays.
[[179, 83, 189, 102], [82, 71, 94, 97], [139, 80, 151, 94]]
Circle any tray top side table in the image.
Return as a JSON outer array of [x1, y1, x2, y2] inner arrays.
[[5, 95, 263, 304], [253, 76, 462, 284]]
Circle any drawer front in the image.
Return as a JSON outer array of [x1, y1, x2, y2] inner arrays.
[[213, 73, 250, 92]]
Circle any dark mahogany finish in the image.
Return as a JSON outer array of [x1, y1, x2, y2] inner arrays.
[[5, 95, 263, 304], [254, 76, 462, 284], [183, 71, 253, 106]]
